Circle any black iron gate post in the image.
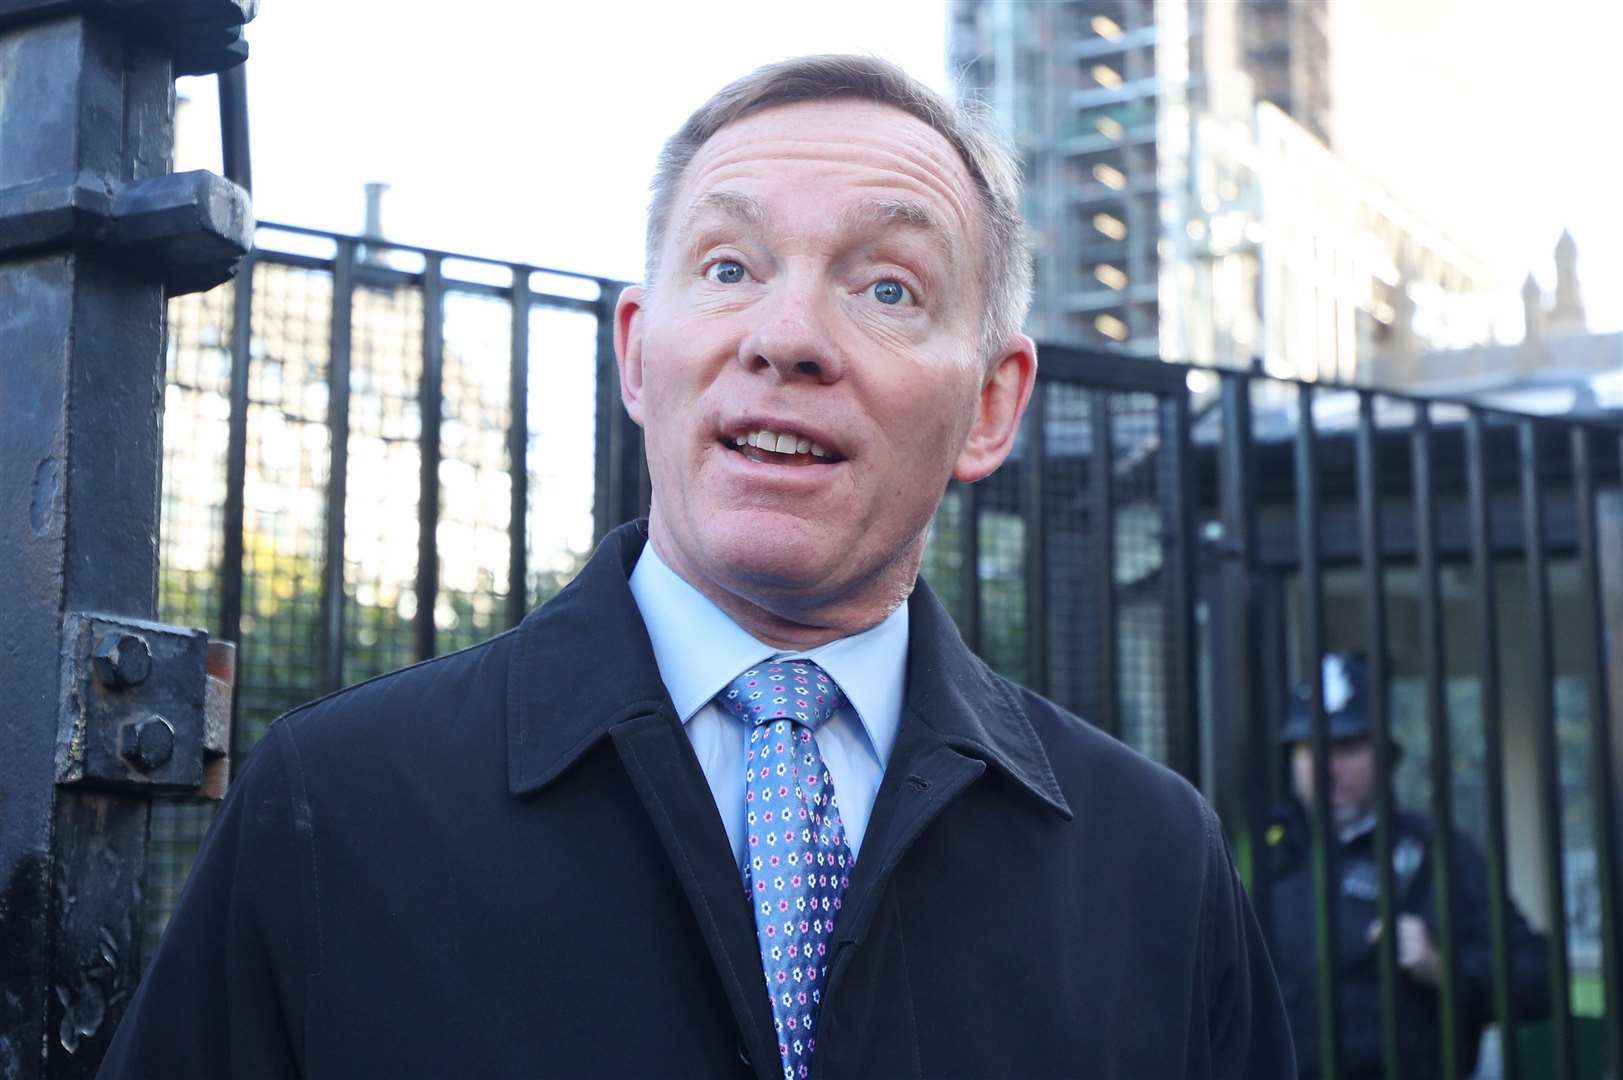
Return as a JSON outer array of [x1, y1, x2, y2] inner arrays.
[[0, 3, 255, 1076]]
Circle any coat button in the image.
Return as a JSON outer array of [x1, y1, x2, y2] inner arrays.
[[737, 1040, 751, 1067]]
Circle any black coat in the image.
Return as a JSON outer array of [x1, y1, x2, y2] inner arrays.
[[1264, 802, 1550, 1079], [100, 522, 1294, 1079]]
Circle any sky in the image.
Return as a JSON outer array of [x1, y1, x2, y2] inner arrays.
[[177, 0, 1621, 333], [177, 1, 950, 285], [1331, 0, 1623, 334]]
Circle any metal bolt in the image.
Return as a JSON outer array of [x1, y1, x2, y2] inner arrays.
[[120, 716, 174, 772], [92, 632, 151, 688]]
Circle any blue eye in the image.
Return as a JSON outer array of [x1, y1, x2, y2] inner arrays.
[[708, 260, 746, 284], [870, 279, 910, 305]]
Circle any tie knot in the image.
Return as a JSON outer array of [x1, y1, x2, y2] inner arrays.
[[720, 660, 844, 732]]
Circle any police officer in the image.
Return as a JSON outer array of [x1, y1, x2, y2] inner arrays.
[[1265, 653, 1550, 1079]]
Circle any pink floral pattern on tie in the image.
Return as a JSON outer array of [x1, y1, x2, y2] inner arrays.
[[723, 662, 853, 1080]]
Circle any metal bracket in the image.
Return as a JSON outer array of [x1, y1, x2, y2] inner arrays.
[[55, 612, 235, 797], [0, 171, 254, 296]]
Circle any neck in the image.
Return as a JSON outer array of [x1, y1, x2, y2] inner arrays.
[[646, 524, 916, 651]]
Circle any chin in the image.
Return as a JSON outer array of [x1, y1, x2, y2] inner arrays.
[[699, 520, 839, 591]]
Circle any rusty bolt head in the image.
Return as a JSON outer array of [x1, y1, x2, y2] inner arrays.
[[93, 632, 151, 688], [120, 715, 175, 772]]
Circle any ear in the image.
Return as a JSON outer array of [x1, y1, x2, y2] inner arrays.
[[953, 334, 1037, 483], [613, 285, 649, 426]]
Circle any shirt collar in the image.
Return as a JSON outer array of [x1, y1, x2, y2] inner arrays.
[[628, 541, 908, 770], [509, 521, 1070, 818]]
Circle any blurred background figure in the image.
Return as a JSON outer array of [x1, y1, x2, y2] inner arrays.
[[1264, 653, 1551, 1080]]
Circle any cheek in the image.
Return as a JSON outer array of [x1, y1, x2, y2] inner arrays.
[[877, 360, 980, 448], [1352, 759, 1377, 790], [638, 318, 723, 416], [1290, 753, 1312, 791]]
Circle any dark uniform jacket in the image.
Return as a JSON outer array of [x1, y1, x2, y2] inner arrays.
[[100, 522, 1294, 1079], [1265, 802, 1549, 1079]]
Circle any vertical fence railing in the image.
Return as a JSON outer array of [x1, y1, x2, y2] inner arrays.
[[1465, 407, 1523, 1080], [222, 254, 253, 763], [1294, 383, 1342, 1080], [1159, 387, 1198, 782], [1356, 391, 1404, 1079], [592, 280, 638, 538], [1519, 418, 1577, 1080], [1023, 389, 1049, 697], [1217, 373, 1267, 914], [319, 239, 354, 695], [416, 255, 445, 663], [1413, 403, 1462, 1076], [507, 271, 531, 631], [1573, 426, 1623, 1072], [1088, 389, 1119, 739], [958, 478, 982, 655]]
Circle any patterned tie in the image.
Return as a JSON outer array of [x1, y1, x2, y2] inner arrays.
[[720, 661, 853, 1080]]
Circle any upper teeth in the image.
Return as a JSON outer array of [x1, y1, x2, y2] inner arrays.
[[737, 429, 828, 457]]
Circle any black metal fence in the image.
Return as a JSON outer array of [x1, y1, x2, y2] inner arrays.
[[1189, 377, 1622, 1079], [154, 224, 1623, 1079], [149, 223, 621, 959]]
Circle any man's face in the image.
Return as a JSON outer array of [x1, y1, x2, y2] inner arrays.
[[1291, 738, 1377, 829], [616, 99, 1034, 628]]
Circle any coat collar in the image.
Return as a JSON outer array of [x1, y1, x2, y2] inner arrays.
[[507, 520, 1072, 820], [898, 574, 1073, 820], [507, 520, 672, 794]]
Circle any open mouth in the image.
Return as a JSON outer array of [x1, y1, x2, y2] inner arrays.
[[722, 428, 845, 467]]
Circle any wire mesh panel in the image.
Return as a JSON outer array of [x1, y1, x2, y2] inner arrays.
[[914, 356, 1192, 773], [160, 282, 234, 628], [526, 305, 600, 607], [1041, 382, 1098, 724], [145, 280, 237, 964], [976, 504, 1028, 686], [1111, 391, 1169, 762], [920, 484, 967, 624], [1541, 444, 1609, 1000], [239, 261, 333, 746], [138, 227, 629, 979], [342, 275, 423, 681], [436, 291, 512, 652]]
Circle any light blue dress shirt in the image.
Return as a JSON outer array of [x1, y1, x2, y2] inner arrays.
[[628, 542, 908, 868]]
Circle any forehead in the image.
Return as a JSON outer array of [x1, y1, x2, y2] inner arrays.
[[669, 99, 982, 254]]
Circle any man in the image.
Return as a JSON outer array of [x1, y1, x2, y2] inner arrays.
[[100, 56, 1292, 1078], [1265, 653, 1549, 1079]]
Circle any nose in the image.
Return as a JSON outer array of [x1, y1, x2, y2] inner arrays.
[[735, 276, 846, 384]]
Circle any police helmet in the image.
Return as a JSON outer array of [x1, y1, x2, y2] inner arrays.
[[1277, 652, 1386, 746]]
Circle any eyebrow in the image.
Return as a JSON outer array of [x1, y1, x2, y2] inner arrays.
[[837, 197, 957, 264], [676, 191, 958, 265], [677, 191, 770, 249]]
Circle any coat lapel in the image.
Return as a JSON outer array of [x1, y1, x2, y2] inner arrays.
[[612, 714, 783, 1080], [835, 577, 1075, 949], [505, 523, 780, 1079]]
